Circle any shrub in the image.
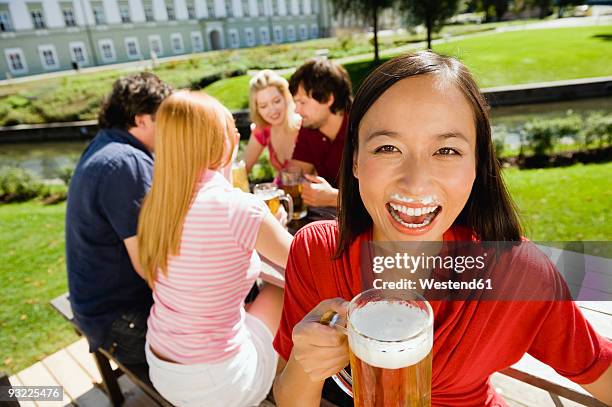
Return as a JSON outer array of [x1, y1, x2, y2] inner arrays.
[[190, 72, 223, 90], [523, 113, 582, 155], [582, 112, 612, 148], [0, 167, 44, 203], [57, 165, 75, 186]]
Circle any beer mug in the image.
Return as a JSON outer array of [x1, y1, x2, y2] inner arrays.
[[280, 166, 307, 220], [321, 289, 434, 407], [253, 182, 293, 221], [231, 160, 250, 193]]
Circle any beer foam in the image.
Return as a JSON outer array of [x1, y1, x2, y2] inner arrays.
[[348, 301, 432, 369]]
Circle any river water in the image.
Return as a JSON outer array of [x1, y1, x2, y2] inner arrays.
[[0, 97, 610, 180]]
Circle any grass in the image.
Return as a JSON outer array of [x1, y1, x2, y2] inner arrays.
[[206, 25, 612, 109], [0, 201, 78, 374], [505, 163, 612, 241], [1, 162, 610, 374]]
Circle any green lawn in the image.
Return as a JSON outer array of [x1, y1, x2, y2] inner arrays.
[[208, 25, 612, 109], [1, 162, 610, 374], [0, 202, 77, 374]]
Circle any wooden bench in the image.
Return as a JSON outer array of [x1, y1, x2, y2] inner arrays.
[[0, 371, 20, 406], [50, 293, 173, 407]]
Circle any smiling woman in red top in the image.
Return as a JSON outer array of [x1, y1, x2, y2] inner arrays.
[[271, 51, 612, 406]]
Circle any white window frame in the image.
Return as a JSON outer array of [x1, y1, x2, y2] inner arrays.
[[119, 4, 131, 22], [63, 7, 77, 26], [187, 3, 196, 19], [310, 23, 318, 38], [190, 31, 204, 52], [38, 44, 59, 70], [148, 35, 163, 56], [124, 37, 141, 59], [4, 48, 28, 75], [241, 0, 250, 17], [166, 4, 175, 20], [286, 25, 295, 41], [98, 39, 116, 62], [273, 25, 282, 43], [144, 5, 154, 21], [259, 26, 269, 45], [228, 29, 239, 48], [69, 41, 88, 65], [170, 33, 184, 53], [0, 10, 13, 32], [244, 27, 255, 46], [299, 24, 307, 40]]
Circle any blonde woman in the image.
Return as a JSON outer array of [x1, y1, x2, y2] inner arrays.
[[244, 69, 301, 174], [137, 91, 292, 407]]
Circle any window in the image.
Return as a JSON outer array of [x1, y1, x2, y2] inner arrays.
[[244, 28, 255, 46], [98, 39, 116, 62], [225, 1, 233, 17], [313, 0, 319, 14], [144, 5, 154, 21], [310, 24, 318, 38], [206, 0, 215, 18], [257, 0, 264, 16], [229, 29, 239, 48], [171, 33, 184, 53], [299, 24, 307, 40], [4, 48, 27, 74], [191, 32, 204, 52], [187, 4, 196, 19], [298, 0, 303, 14], [241, 0, 250, 16], [273, 26, 282, 43], [69, 42, 88, 64], [166, 4, 175, 20], [0, 11, 13, 32], [125, 38, 140, 58], [31, 10, 46, 29], [286, 25, 295, 41], [149, 35, 163, 55], [38, 45, 59, 70], [272, 0, 278, 15], [63, 7, 76, 26], [93, 6, 106, 24], [259, 27, 269, 44], [119, 5, 131, 23]]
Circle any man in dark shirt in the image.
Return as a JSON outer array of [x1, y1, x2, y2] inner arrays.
[[289, 58, 353, 208], [65, 73, 172, 365]]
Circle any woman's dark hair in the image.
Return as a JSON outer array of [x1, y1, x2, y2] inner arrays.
[[98, 72, 173, 129], [289, 58, 353, 114], [336, 51, 522, 256]]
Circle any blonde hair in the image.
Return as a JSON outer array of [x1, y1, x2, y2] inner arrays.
[[248, 69, 301, 131], [138, 91, 236, 287]]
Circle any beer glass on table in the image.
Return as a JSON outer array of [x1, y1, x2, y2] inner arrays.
[[321, 288, 433, 407], [253, 182, 293, 222], [280, 166, 307, 220]]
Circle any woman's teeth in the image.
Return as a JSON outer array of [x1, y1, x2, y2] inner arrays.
[[387, 203, 441, 228]]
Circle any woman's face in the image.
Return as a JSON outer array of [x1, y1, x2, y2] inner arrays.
[[256, 86, 287, 126], [354, 74, 477, 242]]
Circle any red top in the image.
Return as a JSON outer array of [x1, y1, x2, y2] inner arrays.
[[253, 127, 289, 172], [273, 221, 612, 406], [291, 114, 348, 188]]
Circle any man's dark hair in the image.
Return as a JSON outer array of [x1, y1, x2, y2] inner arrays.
[[336, 51, 522, 257], [289, 58, 353, 114], [98, 72, 173, 129]]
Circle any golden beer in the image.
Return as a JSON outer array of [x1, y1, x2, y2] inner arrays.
[[253, 182, 293, 220], [280, 167, 307, 219], [231, 160, 249, 193], [343, 291, 433, 407]]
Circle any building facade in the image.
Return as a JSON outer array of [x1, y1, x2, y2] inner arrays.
[[0, 0, 333, 79]]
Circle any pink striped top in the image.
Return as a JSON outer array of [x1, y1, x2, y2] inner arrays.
[[146, 170, 268, 364]]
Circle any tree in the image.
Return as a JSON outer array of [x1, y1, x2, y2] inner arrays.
[[399, 0, 461, 50], [329, 0, 395, 63]]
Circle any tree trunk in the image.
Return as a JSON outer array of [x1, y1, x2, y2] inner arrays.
[[373, 4, 379, 63]]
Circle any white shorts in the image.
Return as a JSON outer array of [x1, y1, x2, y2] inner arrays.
[[145, 313, 278, 407]]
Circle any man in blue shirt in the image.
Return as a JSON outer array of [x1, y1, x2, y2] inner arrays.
[[65, 73, 172, 365]]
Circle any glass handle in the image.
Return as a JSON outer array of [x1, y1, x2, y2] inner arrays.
[[320, 311, 353, 398], [278, 194, 293, 225]]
